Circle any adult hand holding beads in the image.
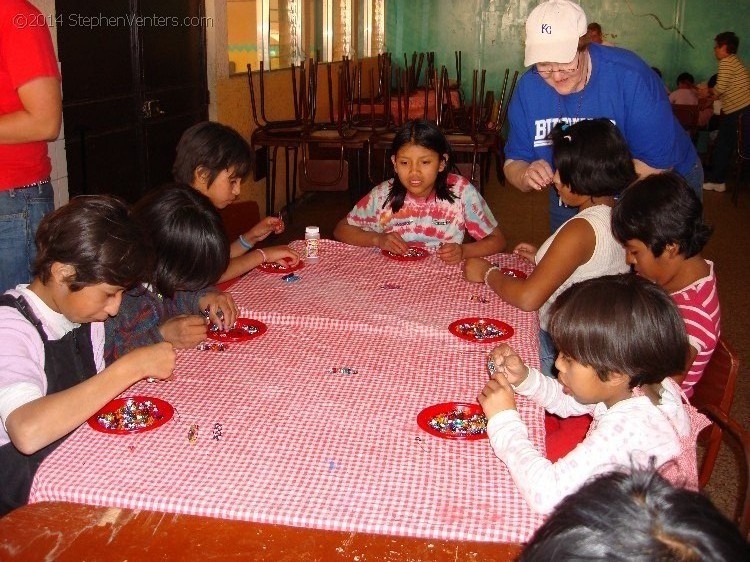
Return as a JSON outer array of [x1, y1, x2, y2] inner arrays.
[[522, 159, 555, 191]]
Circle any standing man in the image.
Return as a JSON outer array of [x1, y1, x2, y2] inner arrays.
[[703, 32, 750, 193], [0, 0, 62, 291]]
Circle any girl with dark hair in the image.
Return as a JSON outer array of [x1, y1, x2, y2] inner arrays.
[[104, 184, 238, 364], [333, 119, 506, 264], [0, 196, 175, 515], [612, 171, 720, 398], [477, 274, 708, 515], [465, 118, 635, 376], [520, 467, 750, 561], [174, 121, 299, 282]]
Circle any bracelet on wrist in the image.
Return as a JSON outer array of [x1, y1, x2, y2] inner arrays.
[[484, 266, 500, 287], [238, 234, 254, 251], [256, 248, 267, 263]]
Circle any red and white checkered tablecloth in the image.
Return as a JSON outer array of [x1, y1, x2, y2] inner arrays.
[[30, 241, 545, 543]]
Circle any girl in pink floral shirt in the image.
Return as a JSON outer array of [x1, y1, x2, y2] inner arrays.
[[334, 120, 506, 264]]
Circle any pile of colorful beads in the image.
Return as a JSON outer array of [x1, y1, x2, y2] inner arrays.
[[265, 262, 291, 271], [96, 398, 164, 431], [454, 319, 508, 340], [428, 409, 487, 437]]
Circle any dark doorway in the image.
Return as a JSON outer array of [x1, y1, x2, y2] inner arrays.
[[56, 0, 208, 202]]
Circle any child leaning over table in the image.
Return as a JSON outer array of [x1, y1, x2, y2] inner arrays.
[[0, 196, 175, 516], [173, 121, 299, 282], [478, 274, 708, 515], [464, 119, 634, 376], [612, 172, 720, 399], [104, 184, 238, 364], [333, 119, 506, 264]]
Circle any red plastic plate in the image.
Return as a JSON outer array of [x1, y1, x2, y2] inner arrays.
[[417, 402, 488, 440], [207, 318, 268, 342], [448, 317, 514, 343], [381, 247, 429, 261], [257, 259, 304, 274], [88, 396, 174, 435], [500, 267, 527, 279]]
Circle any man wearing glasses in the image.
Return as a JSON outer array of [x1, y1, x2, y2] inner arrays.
[[503, 0, 701, 232]]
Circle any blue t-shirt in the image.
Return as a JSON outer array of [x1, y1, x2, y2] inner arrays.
[[505, 44, 698, 228]]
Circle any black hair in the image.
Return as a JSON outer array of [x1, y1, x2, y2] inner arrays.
[[550, 118, 636, 197], [715, 31, 739, 54], [587, 22, 602, 33], [612, 171, 713, 258], [708, 73, 718, 88], [384, 119, 456, 213], [548, 274, 687, 388], [677, 72, 695, 85], [132, 184, 229, 298], [519, 466, 750, 561], [33, 195, 147, 291], [173, 121, 253, 187]]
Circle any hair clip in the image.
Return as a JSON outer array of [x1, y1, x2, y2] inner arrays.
[[563, 134, 572, 141], [560, 123, 571, 131]]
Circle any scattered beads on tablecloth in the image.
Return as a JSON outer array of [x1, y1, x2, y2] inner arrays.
[[96, 398, 164, 431], [455, 319, 508, 340], [196, 341, 228, 351], [469, 294, 489, 303], [379, 282, 402, 290], [428, 410, 487, 437], [282, 273, 301, 282], [325, 367, 359, 375], [187, 424, 199, 444], [212, 422, 223, 441]]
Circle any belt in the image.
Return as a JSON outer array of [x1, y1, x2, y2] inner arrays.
[[11, 177, 51, 190]]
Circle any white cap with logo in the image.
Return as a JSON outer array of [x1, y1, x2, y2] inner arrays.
[[524, 0, 588, 67]]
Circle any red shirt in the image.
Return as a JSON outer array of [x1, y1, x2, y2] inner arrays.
[[0, 0, 61, 190]]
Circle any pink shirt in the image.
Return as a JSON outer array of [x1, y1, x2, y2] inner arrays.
[[671, 260, 721, 398], [345, 174, 498, 245], [486, 368, 702, 514]]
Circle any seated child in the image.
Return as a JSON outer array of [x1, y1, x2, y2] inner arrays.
[[465, 119, 634, 376], [612, 172, 720, 398], [173, 121, 299, 282], [105, 184, 238, 363], [0, 196, 175, 515], [478, 274, 708, 515], [519, 467, 750, 560], [669, 72, 699, 105], [333, 119, 506, 264]]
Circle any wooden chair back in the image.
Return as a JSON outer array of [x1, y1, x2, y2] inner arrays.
[[672, 103, 700, 140], [698, 404, 750, 537], [692, 337, 740, 488], [218, 200, 261, 242]]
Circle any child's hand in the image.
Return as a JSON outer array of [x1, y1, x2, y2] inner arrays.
[[513, 243, 538, 264], [244, 216, 284, 244], [463, 257, 492, 283], [487, 344, 529, 386], [159, 315, 209, 348], [376, 232, 409, 255], [436, 242, 463, 264], [263, 245, 300, 266], [477, 370, 517, 419], [119, 342, 176, 382], [199, 292, 239, 330]]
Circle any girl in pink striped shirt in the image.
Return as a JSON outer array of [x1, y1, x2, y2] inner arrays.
[[612, 172, 720, 397]]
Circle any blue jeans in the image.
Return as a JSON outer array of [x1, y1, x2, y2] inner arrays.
[[706, 108, 747, 183], [0, 181, 54, 292], [539, 328, 558, 378], [682, 155, 704, 201]]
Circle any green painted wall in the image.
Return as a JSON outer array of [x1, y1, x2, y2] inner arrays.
[[385, 0, 750, 93]]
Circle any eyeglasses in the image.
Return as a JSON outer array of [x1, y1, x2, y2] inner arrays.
[[533, 54, 581, 77]]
